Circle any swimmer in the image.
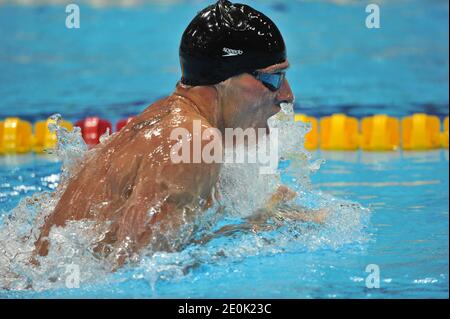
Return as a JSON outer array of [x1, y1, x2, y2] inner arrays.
[[33, 0, 327, 267]]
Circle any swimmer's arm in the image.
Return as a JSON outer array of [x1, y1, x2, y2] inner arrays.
[[191, 203, 328, 246], [194, 186, 328, 243], [254, 185, 328, 225], [247, 205, 328, 227]]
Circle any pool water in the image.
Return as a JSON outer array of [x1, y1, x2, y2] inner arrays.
[[0, 150, 448, 298], [0, 0, 449, 298]]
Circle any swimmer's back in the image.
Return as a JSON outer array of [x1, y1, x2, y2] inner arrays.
[[35, 94, 220, 259]]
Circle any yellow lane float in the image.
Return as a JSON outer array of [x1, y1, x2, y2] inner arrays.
[[0, 117, 33, 154], [320, 114, 359, 150], [441, 116, 448, 149], [0, 114, 449, 154], [294, 114, 319, 150], [360, 115, 400, 151], [402, 113, 441, 150], [33, 118, 73, 153]]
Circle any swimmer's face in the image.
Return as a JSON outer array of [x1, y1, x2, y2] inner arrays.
[[219, 60, 294, 131]]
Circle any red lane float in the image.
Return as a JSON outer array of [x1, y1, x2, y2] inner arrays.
[[75, 117, 112, 146], [116, 116, 135, 132]]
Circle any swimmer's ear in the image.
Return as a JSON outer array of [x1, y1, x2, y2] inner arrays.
[[215, 75, 240, 91]]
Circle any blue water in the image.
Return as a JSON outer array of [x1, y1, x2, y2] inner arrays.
[[0, 0, 449, 298]]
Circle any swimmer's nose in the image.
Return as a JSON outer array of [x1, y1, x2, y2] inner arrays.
[[276, 78, 294, 104]]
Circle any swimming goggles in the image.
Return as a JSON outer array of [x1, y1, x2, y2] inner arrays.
[[251, 71, 286, 92]]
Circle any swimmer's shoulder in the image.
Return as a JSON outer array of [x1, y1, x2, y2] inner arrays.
[[152, 94, 214, 129], [117, 94, 213, 143]]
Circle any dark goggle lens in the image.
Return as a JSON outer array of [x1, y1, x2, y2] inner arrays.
[[252, 71, 285, 91]]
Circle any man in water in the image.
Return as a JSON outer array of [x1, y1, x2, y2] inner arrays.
[[34, 0, 325, 267]]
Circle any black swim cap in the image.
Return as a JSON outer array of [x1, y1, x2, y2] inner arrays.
[[179, 0, 286, 86]]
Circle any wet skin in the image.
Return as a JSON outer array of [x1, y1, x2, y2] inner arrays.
[[33, 61, 325, 266]]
